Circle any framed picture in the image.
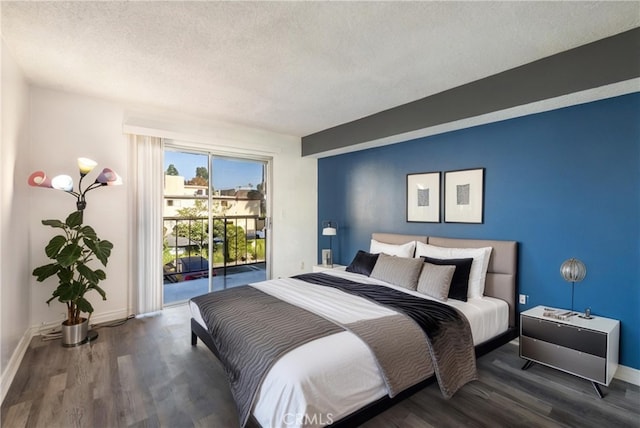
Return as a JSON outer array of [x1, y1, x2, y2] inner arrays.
[[444, 168, 485, 223], [407, 172, 441, 222]]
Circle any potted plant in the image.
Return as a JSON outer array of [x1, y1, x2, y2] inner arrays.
[[32, 210, 113, 346]]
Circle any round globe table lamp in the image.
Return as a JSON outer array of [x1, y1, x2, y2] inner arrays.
[[560, 257, 586, 314]]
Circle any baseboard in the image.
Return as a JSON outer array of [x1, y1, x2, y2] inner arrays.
[[33, 308, 133, 333], [1, 308, 133, 404], [89, 308, 133, 328], [614, 365, 640, 386], [507, 337, 639, 386], [1, 325, 36, 404]]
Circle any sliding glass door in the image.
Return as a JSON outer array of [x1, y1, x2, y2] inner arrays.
[[162, 148, 269, 305]]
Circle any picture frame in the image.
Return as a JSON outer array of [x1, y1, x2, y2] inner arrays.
[[406, 172, 441, 222], [444, 168, 485, 223]]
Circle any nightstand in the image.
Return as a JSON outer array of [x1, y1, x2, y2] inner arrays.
[[312, 264, 346, 273], [520, 305, 619, 398]]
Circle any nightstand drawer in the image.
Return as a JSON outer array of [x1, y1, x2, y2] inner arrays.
[[521, 336, 606, 383], [521, 316, 606, 357]]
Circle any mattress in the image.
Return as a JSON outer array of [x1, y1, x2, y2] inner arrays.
[[190, 269, 508, 427]]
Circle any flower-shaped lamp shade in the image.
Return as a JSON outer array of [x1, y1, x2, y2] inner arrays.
[[560, 258, 587, 283], [51, 175, 74, 192], [96, 168, 123, 185], [28, 171, 52, 188], [77, 157, 97, 176]]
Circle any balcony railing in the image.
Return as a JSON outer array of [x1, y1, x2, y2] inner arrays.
[[163, 215, 266, 283]]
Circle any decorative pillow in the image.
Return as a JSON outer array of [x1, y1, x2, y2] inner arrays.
[[345, 250, 379, 277], [415, 242, 492, 299], [370, 253, 423, 291], [370, 239, 416, 258], [421, 256, 473, 301], [416, 262, 456, 301]]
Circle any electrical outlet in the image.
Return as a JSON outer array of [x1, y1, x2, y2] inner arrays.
[[300, 261, 305, 270], [519, 294, 528, 304]]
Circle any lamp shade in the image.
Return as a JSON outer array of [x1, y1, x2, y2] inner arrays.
[[28, 171, 52, 188], [96, 168, 123, 185], [51, 175, 74, 192], [560, 258, 586, 283], [322, 227, 337, 236], [77, 157, 97, 175]]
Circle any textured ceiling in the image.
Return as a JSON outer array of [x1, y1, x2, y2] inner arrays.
[[2, 1, 639, 137]]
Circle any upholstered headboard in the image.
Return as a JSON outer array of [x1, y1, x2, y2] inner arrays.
[[371, 233, 518, 328]]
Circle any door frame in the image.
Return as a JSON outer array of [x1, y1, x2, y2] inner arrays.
[[163, 142, 273, 301]]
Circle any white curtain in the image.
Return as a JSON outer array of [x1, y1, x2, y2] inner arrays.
[[128, 134, 164, 314]]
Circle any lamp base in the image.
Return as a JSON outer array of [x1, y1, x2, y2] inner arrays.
[[321, 249, 333, 267]]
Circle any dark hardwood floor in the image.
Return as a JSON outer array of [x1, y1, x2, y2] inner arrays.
[[2, 304, 638, 428]]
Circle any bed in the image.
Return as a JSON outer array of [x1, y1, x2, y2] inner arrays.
[[190, 234, 518, 428]]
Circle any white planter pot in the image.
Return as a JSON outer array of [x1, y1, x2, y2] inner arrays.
[[61, 318, 88, 347]]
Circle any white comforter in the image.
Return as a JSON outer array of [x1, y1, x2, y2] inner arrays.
[[190, 269, 508, 428]]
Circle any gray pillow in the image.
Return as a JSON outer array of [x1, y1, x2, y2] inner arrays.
[[416, 262, 456, 301], [370, 253, 423, 290]]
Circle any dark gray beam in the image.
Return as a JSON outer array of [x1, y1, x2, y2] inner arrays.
[[302, 27, 640, 157]]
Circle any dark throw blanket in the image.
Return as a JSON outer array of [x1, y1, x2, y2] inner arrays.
[[293, 272, 478, 399]]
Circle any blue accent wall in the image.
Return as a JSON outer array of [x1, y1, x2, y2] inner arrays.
[[318, 93, 640, 370]]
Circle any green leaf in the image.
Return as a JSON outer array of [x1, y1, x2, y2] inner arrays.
[[93, 269, 106, 280], [89, 284, 107, 300], [42, 219, 65, 228], [56, 267, 73, 283], [57, 244, 83, 268], [76, 297, 93, 314], [45, 235, 67, 258], [65, 211, 84, 228], [33, 264, 60, 282], [77, 263, 99, 285], [84, 239, 97, 254], [46, 293, 58, 304], [57, 283, 77, 302], [93, 240, 114, 266], [79, 225, 97, 241]]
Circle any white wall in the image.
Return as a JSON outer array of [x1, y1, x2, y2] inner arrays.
[[271, 143, 318, 277], [1, 41, 31, 396]]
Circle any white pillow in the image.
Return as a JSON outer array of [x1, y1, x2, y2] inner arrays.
[[369, 239, 416, 258], [415, 242, 492, 299]]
